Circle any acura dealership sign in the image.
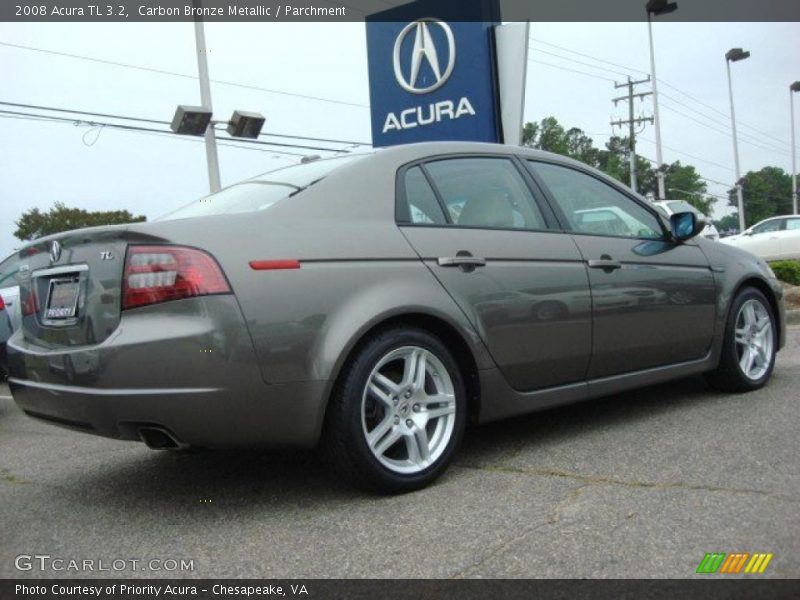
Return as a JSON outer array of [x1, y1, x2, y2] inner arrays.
[[366, 2, 501, 147]]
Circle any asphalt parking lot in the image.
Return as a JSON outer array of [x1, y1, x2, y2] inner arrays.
[[1, 328, 799, 579]]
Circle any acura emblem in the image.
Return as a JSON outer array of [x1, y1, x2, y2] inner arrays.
[[50, 240, 62, 263], [393, 19, 456, 95]]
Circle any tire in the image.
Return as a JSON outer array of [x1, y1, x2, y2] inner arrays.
[[322, 326, 467, 493], [705, 287, 777, 393]]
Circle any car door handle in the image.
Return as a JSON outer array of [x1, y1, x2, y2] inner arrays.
[[588, 259, 622, 270], [437, 256, 487, 267]]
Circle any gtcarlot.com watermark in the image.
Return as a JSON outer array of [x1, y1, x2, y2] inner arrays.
[[15, 554, 194, 573]]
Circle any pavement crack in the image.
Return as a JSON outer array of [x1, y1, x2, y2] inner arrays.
[[456, 463, 791, 500]]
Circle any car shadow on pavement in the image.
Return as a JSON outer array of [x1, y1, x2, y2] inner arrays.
[[46, 374, 732, 511]]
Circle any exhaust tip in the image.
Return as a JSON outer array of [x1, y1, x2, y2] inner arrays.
[[137, 426, 185, 450]]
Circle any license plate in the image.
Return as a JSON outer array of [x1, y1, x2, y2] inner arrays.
[[46, 277, 80, 319]]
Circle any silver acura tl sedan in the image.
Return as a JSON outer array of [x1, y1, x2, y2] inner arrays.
[[7, 142, 786, 492]]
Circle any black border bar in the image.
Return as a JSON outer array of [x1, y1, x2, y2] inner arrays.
[[3, 579, 800, 600], [3, 0, 800, 22]]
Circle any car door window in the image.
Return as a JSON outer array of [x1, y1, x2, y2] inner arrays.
[[751, 220, 782, 234], [787, 219, 800, 231], [422, 158, 547, 230], [399, 166, 448, 225], [528, 161, 663, 239]]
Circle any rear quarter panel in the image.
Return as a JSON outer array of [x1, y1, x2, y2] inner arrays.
[[127, 151, 495, 386]]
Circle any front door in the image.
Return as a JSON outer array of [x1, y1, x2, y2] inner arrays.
[[527, 160, 717, 379], [396, 156, 592, 392]]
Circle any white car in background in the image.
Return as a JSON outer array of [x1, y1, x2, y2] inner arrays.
[[653, 200, 720, 241], [720, 215, 800, 261]]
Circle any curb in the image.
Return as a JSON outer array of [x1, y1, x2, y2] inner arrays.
[[787, 309, 800, 326]]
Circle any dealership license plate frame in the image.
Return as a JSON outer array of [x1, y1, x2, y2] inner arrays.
[[45, 276, 81, 320]]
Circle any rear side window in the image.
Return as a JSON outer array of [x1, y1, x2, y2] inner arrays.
[[419, 158, 547, 230], [752, 220, 782, 234], [787, 219, 800, 231], [401, 167, 447, 225], [529, 161, 663, 239]]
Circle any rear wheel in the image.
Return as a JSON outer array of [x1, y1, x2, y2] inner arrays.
[[323, 327, 466, 493], [706, 287, 776, 392]]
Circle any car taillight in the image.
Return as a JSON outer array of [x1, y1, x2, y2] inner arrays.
[[0, 295, 4, 310], [122, 245, 231, 310], [21, 291, 39, 316]]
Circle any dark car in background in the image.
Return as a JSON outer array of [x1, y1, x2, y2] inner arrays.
[[6, 142, 785, 492]]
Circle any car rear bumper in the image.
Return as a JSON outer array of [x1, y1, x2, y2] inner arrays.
[[6, 296, 328, 448]]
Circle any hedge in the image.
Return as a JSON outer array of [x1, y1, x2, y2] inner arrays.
[[769, 260, 800, 286]]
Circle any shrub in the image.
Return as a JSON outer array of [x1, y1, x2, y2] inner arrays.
[[769, 260, 800, 286]]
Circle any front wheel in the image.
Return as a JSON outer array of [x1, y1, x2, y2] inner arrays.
[[706, 287, 777, 392], [323, 327, 466, 493]]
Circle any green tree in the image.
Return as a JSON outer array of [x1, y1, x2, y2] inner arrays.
[[728, 167, 793, 228], [522, 117, 602, 169], [661, 161, 716, 216], [713, 214, 739, 233], [14, 202, 146, 241]]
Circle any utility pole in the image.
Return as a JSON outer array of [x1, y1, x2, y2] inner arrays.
[[611, 76, 653, 194], [193, 0, 221, 193]]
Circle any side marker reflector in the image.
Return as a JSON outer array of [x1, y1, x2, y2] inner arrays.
[[249, 260, 301, 271]]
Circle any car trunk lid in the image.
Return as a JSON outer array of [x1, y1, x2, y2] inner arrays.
[[18, 225, 135, 347]]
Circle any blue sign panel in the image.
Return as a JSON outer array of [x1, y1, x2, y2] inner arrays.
[[366, 14, 501, 147]]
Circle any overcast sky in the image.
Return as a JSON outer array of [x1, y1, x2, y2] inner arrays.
[[0, 20, 798, 260]]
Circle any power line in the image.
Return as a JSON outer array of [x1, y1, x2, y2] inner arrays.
[[0, 41, 369, 109], [638, 136, 735, 172], [0, 111, 304, 156], [0, 103, 357, 153], [0, 109, 336, 157], [659, 102, 791, 157], [0, 100, 372, 148], [529, 47, 632, 80], [656, 92, 790, 155], [530, 37, 651, 77], [528, 58, 617, 83], [530, 36, 799, 153]]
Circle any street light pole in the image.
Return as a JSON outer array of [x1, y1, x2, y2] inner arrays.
[[647, 14, 665, 201], [645, 0, 677, 202], [725, 48, 750, 232], [193, 1, 221, 193], [791, 81, 800, 215]]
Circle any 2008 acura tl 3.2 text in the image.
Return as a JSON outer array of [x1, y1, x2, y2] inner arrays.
[[6, 142, 785, 492]]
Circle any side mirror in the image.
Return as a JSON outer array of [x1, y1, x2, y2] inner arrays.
[[670, 211, 705, 242], [743, 230, 753, 236]]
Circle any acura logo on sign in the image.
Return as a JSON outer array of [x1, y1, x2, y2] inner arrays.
[[50, 240, 62, 263], [393, 19, 456, 94]]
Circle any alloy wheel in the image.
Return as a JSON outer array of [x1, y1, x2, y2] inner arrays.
[[361, 346, 457, 475], [734, 299, 774, 381]]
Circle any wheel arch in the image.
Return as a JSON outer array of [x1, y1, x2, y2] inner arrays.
[[732, 276, 781, 330], [319, 311, 485, 439]]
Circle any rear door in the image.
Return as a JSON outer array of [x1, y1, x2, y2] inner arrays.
[[397, 155, 592, 392], [526, 160, 717, 379], [778, 217, 800, 259]]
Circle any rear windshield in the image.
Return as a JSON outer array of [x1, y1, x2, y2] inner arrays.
[[159, 154, 368, 221]]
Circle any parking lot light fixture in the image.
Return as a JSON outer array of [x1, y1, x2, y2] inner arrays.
[[226, 110, 266, 139], [170, 105, 213, 136]]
